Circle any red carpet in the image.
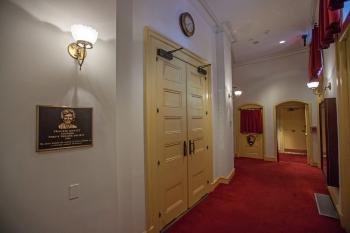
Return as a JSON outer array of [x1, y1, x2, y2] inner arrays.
[[279, 153, 307, 164], [166, 158, 345, 233]]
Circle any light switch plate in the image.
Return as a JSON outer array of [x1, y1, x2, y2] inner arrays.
[[69, 184, 80, 200]]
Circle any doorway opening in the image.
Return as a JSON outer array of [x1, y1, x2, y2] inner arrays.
[[276, 101, 311, 164], [236, 104, 265, 159]]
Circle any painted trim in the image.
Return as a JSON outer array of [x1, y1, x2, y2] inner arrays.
[[233, 48, 308, 68], [264, 157, 277, 162], [142, 226, 156, 233], [211, 168, 236, 190], [310, 161, 320, 168], [284, 149, 307, 154], [328, 186, 341, 215], [195, 0, 236, 43], [334, 29, 350, 232]]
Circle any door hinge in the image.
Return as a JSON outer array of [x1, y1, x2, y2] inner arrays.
[[207, 180, 210, 184], [159, 212, 162, 218], [156, 56, 159, 62], [156, 108, 160, 113], [205, 77, 207, 80], [205, 111, 208, 115], [157, 160, 160, 166], [206, 145, 209, 150]]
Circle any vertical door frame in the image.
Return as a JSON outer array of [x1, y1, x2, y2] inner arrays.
[[144, 27, 213, 233], [235, 103, 265, 159], [335, 28, 350, 231], [273, 100, 313, 165]]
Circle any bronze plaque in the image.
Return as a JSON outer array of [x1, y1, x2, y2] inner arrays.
[[36, 106, 93, 152], [247, 134, 256, 146]]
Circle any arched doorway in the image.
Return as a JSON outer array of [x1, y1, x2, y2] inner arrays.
[[274, 101, 313, 164]]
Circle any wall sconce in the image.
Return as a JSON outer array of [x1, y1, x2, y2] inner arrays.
[[307, 80, 331, 96], [233, 86, 243, 97], [68, 24, 98, 70], [234, 90, 243, 97], [306, 80, 320, 89]]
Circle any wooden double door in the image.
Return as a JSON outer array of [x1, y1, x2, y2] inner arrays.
[[155, 55, 211, 228]]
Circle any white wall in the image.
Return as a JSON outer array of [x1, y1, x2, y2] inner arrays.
[[323, 44, 338, 99], [0, 1, 118, 233], [213, 32, 234, 178], [116, 0, 234, 232], [233, 51, 318, 161]]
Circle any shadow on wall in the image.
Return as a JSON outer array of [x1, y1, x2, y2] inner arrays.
[[0, 0, 116, 107]]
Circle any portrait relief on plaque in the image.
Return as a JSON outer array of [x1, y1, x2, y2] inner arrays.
[[58, 109, 78, 130], [36, 106, 93, 152]]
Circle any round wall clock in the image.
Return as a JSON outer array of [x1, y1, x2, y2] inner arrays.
[[180, 12, 195, 37]]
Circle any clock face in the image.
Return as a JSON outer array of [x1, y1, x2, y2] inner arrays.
[[180, 12, 195, 37]]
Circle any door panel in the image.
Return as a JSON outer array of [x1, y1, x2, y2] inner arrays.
[[187, 66, 209, 206], [239, 134, 263, 158], [282, 107, 306, 152], [156, 57, 188, 228]]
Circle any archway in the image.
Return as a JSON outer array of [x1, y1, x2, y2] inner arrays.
[[274, 101, 313, 164]]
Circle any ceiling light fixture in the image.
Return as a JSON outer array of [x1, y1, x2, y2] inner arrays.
[[279, 40, 286, 44], [68, 24, 98, 70]]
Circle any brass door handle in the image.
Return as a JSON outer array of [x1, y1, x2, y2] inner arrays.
[[183, 141, 187, 156], [192, 140, 195, 154], [189, 140, 192, 155]]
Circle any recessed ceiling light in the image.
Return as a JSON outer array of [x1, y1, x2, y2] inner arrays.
[[279, 40, 286, 44]]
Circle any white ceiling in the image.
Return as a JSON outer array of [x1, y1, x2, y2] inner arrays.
[[10, 0, 116, 40], [205, 0, 316, 63]]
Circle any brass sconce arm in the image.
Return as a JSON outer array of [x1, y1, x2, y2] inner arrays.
[[68, 24, 98, 70], [68, 41, 93, 70]]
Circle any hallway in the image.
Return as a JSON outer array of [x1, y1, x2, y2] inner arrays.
[[167, 158, 345, 233], [2, 0, 350, 232]]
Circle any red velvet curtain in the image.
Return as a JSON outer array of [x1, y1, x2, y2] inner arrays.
[[308, 0, 343, 81], [240, 109, 263, 134], [319, 0, 342, 49], [329, 0, 345, 10], [309, 25, 323, 81]]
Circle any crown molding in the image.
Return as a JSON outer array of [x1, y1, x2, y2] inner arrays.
[[196, 0, 220, 27], [187, 0, 216, 29], [233, 48, 308, 68], [190, 0, 235, 43]]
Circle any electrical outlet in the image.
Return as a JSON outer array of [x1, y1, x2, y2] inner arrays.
[[69, 184, 80, 200]]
